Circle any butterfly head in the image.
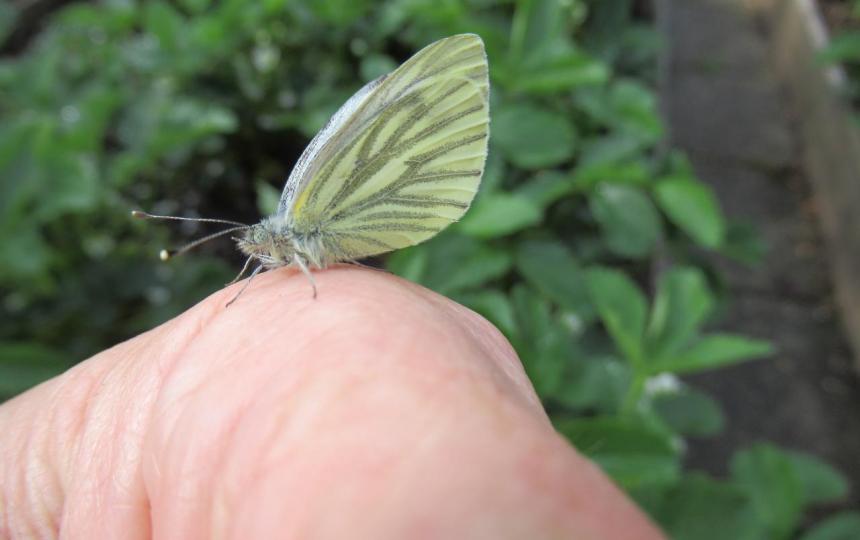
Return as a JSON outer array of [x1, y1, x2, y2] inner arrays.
[[236, 218, 294, 265]]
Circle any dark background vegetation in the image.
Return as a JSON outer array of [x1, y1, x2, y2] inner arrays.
[[1, 0, 857, 538]]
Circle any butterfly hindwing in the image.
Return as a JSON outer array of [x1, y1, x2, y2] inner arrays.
[[281, 34, 489, 262]]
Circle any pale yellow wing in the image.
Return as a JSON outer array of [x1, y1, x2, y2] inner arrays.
[[280, 34, 489, 262]]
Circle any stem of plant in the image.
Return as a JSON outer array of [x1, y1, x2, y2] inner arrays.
[[621, 372, 647, 415]]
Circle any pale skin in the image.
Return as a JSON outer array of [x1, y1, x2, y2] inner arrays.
[[0, 267, 666, 539]]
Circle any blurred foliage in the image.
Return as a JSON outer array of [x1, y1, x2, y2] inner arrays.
[[821, 0, 860, 108], [0, 0, 852, 537]]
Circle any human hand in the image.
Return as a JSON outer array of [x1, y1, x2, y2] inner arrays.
[[0, 267, 665, 539]]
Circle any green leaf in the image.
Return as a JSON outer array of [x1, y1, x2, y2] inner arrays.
[[654, 174, 725, 248], [0, 1, 19, 50], [509, 50, 609, 94], [294, 86, 354, 138], [256, 180, 280, 216], [0, 225, 51, 281], [556, 356, 630, 412], [820, 33, 860, 63], [784, 451, 849, 506], [478, 148, 506, 195], [509, 0, 567, 62], [572, 159, 650, 192], [0, 119, 32, 191], [431, 243, 511, 294], [143, 1, 185, 52], [608, 80, 664, 144], [646, 267, 714, 361], [590, 184, 662, 258], [0, 342, 68, 398], [360, 53, 397, 82], [799, 512, 860, 540], [515, 170, 574, 210], [574, 81, 663, 144], [190, 104, 239, 133], [178, 0, 212, 14], [555, 416, 680, 489], [457, 289, 518, 338], [33, 154, 100, 221], [731, 444, 804, 540], [652, 387, 725, 437], [587, 267, 647, 364], [515, 239, 592, 317], [721, 221, 767, 265], [386, 234, 512, 295], [493, 103, 577, 169], [653, 334, 773, 375], [579, 134, 648, 168], [310, 0, 372, 26], [386, 243, 428, 283], [457, 193, 542, 238], [510, 285, 571, 398], [654, 473, 760, 540]]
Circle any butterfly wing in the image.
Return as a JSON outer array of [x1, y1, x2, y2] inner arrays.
[[278, 33, 489, 262]]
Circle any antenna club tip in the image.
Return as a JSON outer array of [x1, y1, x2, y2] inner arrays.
[[159, 249, 171, 261], [131, 210, 148, 219]]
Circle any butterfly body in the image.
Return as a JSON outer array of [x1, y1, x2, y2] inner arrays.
[[136, 34, 489, 304], [236, 216, 332, 270]]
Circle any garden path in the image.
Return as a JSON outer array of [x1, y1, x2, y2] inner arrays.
[[657, 0, 860, 510]]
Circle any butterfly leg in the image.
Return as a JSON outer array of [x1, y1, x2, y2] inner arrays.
[[293, 256, 318, 299], [227, 255, 255, 285], [225, 264, 264, 307]]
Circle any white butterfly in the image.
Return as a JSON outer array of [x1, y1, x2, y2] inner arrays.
[[134, 34, 490, 304]]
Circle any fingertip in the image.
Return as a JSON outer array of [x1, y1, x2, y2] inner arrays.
[[191, 264, 543, 417]]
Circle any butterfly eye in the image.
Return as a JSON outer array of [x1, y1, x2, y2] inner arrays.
[[253, 227, 268, 243]]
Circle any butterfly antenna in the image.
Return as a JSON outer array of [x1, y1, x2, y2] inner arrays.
[[157, 225, 249, 261], [131, 210, 248, 228]]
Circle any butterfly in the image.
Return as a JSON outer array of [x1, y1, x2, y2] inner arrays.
[[133, 34, 490, 305]]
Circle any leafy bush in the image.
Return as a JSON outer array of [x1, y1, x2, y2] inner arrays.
[[0, 0, 851, 537]]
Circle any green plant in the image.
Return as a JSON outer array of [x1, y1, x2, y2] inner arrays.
[[0, 0, 852, 537]]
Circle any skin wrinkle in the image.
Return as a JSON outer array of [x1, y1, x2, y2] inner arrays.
[[176, 308, 303, 537], [65, 286, 222, 539], [3, 387, 48, 534], [36, 368, 104, 531], [24, 444, 57, 537], [140, 286, 253, 517], [201, 396, 248, 540], [205, 357, 326, 535], [148, 377, 241, 538], [1, 266, 665, 540], [2, 406, 32, 537], [61, 351, 136, 538], [144, 270, 328, 538]]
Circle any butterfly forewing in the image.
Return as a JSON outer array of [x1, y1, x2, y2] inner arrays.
[[281, 34, 489, 261], [276, 75, 385, 215]]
